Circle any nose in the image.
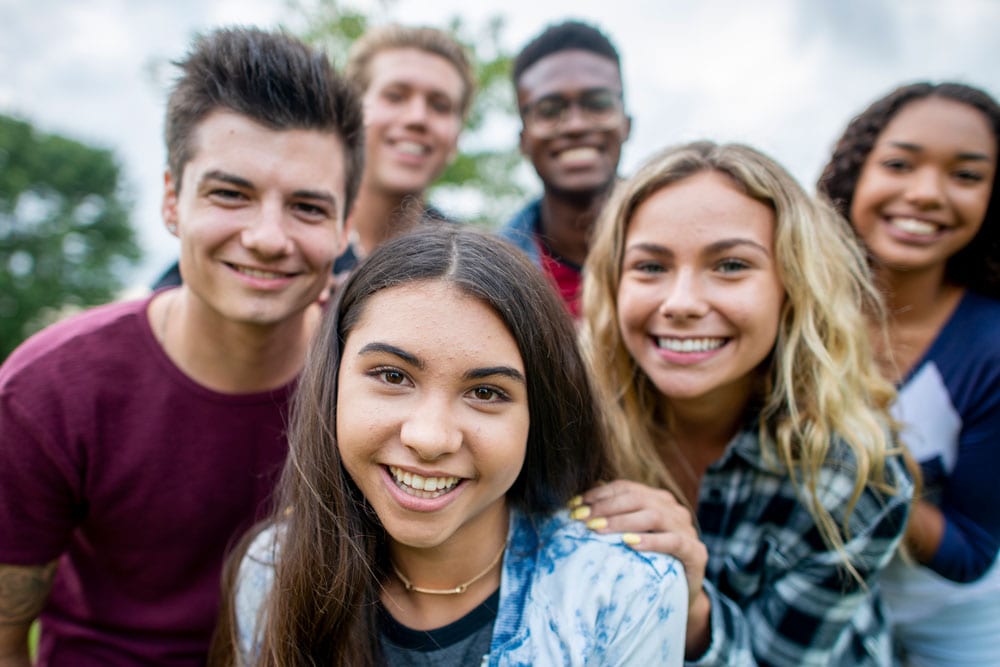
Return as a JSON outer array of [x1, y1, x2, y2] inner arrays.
[[399, 393, 462, 461], [240, 199, 293, 258], [559, 101, 590, 134], [657, 269, 709, 320], [402, 96, 430, 127], [904, 166, 945, 209]]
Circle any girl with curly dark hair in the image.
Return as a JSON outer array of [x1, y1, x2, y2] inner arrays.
[[819, 82, 1000, 666]]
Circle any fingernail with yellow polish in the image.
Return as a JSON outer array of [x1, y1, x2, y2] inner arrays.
[[622, 532, 641, 547], [570, 505, 591, 520], [568, 495, 584, 508], [585, 517, 607, 530]]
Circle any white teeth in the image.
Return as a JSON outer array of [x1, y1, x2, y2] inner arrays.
[[890, 217, 938, 236], [656, 337, 726, 353], [235, 266, 286, 279], [388, 466, 460, 498], [395, 141, 428, 156], [557, 147, 599, 163]]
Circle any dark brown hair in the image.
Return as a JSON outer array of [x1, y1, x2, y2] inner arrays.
[[164, 27, 365, 216], [213, 226, 610, 665], [818, 81, 1000, 297]]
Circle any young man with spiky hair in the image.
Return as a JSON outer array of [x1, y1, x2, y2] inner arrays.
[[0, 27, 363, 665], [500, 20, 631, 317], [153, 24, 474, 289]]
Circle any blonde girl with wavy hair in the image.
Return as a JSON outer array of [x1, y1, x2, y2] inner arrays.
[[576, 141, 914, 666]]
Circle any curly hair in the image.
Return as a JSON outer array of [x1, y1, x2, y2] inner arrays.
[[582, 141, 904, 579], [817, 82, 1000, 298]]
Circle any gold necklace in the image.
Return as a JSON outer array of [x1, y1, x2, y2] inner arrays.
[[391, 542, 506, 595]]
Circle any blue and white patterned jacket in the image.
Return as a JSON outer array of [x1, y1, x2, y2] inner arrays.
[[234, 508, 687, 665]]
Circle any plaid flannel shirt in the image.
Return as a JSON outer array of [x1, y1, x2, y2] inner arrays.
[[688, 427, 913, 667]]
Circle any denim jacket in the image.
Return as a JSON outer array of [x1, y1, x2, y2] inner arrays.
[[235, 508, 687, 665], [497, 198, 543, 268]]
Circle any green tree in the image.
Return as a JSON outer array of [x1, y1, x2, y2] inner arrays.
[[291, 0, 527, 226], [0, 114, 141, 359]]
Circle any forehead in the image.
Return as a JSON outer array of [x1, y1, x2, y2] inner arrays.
[[877, 97, 997, 160], [347, 281, 524, 367], [365, 47, 465, 99], [516, 49, 622, 103], [628, 171, 775, 246], [184, 110, 347, 194]]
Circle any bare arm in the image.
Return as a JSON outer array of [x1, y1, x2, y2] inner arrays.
[[0, 561, 57, 667]]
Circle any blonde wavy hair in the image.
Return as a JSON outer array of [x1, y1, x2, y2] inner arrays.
[[581, 141, 903, 573]]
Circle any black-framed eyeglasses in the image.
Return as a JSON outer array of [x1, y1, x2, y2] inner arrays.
[[520, 89, 624, 133]]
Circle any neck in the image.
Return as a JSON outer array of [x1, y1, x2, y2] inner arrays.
[[349, 182, 425, 258], [151, 288, 316, 393], [663, 401, 744, 506], [382, 503, 508, 630], [876, 263, 953, 324], [538, 187, 610, 266]]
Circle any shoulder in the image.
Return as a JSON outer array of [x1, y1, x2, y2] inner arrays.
[[936, 292, 1000, 362], [498, 198, 542, 239], [817, 438, 912, 542], [523, 510, 685, 598], [1, 296, 152, 388], [234, 524, 281, 653]]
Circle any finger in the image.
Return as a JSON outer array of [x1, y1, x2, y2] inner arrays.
[[585, 506, 694, 536]]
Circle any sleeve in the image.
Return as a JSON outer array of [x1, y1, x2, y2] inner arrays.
[[232, 530, 277, 663], [684, 580, 755, 666], [599, 552, 688, 666], [927, 357, 1000, 582], [688, 467, 912, 667], [0, 388, 82, 565]]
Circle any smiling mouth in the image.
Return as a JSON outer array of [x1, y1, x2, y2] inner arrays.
[[394, 140, 429, 156], [655, 337, 727, 353], [555, 146, 600, 164], [388, 466, 461, 498], [887, 217, 943, 236], [227, 263, 294, 280]]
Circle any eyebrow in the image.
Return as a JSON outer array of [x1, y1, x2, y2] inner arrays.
[[465, 366, 526, 385], [201, 169, 339, 206], [356, 342, 525, 384], [625, 238, 770, 257], [358, 342, 422, 368], [888, 141, 992, 162]]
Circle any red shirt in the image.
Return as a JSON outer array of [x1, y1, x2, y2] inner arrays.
[[537, 239, 582, 319]]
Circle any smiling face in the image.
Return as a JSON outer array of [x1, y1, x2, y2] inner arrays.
[[360, 48, 465, 198], [616, 171, 784, 414], [850, 97, 996, 278], [163, 110, 347, 329], [335, 281, 529, 552], [517, 49, 631, 198]]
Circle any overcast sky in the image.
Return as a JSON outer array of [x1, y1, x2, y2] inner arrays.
[[3, 0, 999, 287]]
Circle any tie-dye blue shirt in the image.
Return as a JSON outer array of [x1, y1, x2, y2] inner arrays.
[[234, 508, 687, 665]]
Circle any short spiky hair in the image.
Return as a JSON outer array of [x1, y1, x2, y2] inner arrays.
[[164, 27, 365, 215], [818, 81, 1000, 297], [512, 20, 621, 85]]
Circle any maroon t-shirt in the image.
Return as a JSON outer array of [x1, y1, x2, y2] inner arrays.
[[0, 293, 292, 665]]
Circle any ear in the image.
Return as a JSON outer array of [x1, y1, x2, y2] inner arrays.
[[162, 170, 180, 237], [518, 126, 529, 156], [623, 114, 633, 143]]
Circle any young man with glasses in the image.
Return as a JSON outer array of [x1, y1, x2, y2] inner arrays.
[[499, 20, 631, 317]]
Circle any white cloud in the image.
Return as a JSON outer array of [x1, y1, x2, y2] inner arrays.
[[2, 0, 998, 287]]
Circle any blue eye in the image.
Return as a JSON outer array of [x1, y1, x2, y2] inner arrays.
[[717, 259, 750, 273]]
